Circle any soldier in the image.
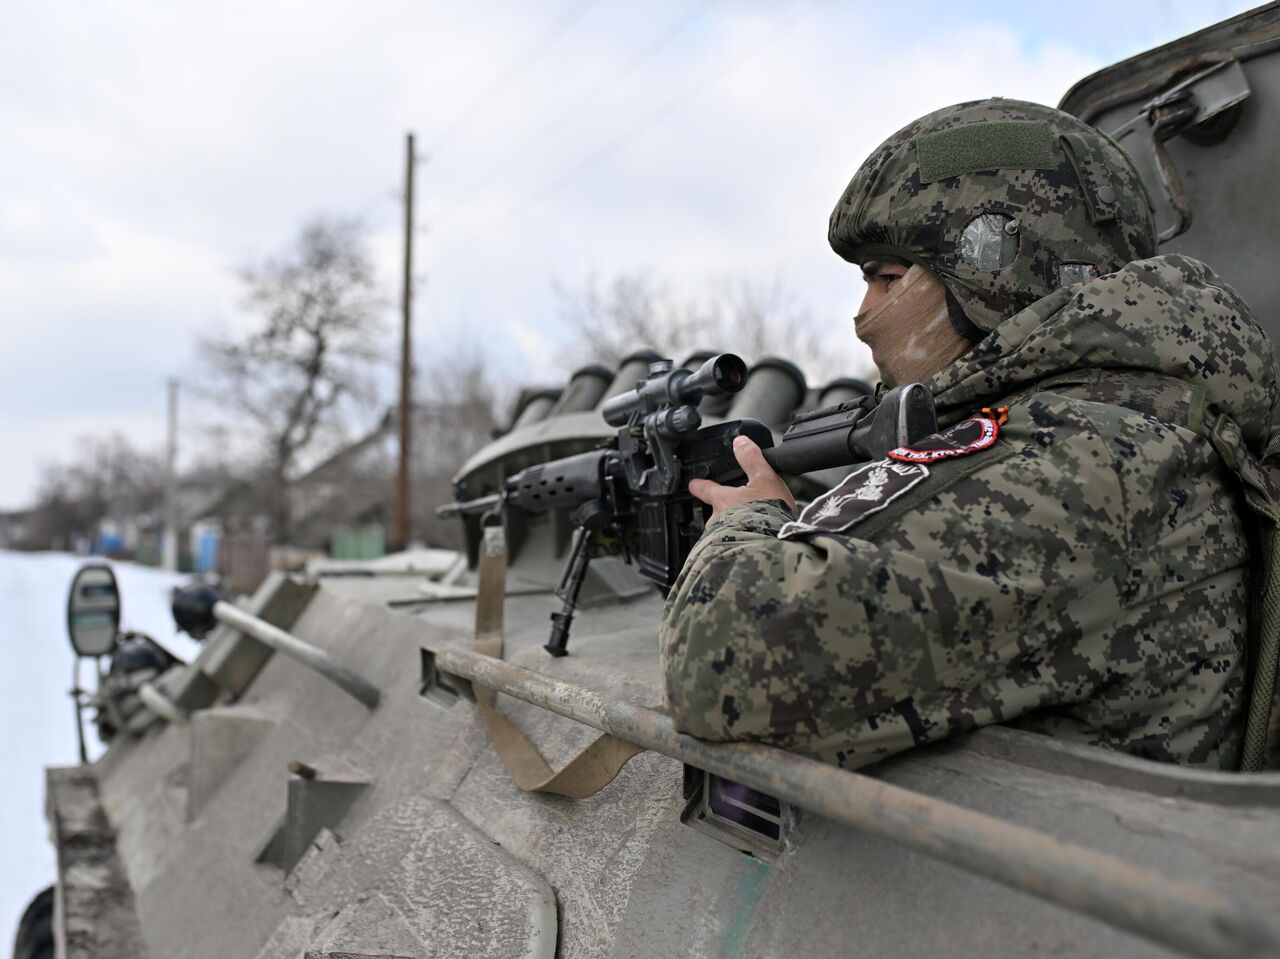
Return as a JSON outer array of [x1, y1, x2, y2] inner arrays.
[[659, 98, 1278, 770]]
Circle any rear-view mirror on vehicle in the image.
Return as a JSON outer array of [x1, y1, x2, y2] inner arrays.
[[66, 564, 121, 658]]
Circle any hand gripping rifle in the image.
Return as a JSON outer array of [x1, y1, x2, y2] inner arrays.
[[438, 354, 936, 655]]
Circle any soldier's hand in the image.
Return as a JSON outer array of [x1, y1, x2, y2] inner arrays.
[[688, 436, 797, 521]]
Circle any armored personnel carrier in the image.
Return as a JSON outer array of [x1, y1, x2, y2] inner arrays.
[[17, 6, 1280, 958]]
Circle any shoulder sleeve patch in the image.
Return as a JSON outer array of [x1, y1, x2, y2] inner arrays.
[[779, 459, 929, 540], [887, 413, 1001, 465]]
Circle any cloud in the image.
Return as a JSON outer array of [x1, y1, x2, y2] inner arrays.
[[0, 192, 101, 263], [505, 317, 558, 382], [0, 0, 1259, 507]]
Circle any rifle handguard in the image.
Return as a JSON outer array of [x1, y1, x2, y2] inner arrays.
[[763, 383, 936, 474]]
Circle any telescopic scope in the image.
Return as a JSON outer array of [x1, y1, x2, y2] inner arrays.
[[676, 353, 747, 404], [601, 353, 748, 427]]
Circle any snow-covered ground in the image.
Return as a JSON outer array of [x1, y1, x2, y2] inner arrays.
[[0, 550, 200, 944]]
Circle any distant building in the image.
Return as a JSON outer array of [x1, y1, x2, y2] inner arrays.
[[288, 402, 496, 558], [0, 508, 33, 550]]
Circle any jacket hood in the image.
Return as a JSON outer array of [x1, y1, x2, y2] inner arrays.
[[927, 254, 1278, 446]]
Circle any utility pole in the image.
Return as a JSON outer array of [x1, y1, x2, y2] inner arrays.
[[393, 132, 415, 552], [162, 378, 179, 571]]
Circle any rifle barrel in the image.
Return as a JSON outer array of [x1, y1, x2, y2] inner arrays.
[[435, 494, 501, 518]]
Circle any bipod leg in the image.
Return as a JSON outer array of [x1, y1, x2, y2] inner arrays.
[[70, 658, 88, 765], [545, 526, 592, 657]]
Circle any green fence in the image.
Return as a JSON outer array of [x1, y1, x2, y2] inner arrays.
[[331, 525, 386, 560]]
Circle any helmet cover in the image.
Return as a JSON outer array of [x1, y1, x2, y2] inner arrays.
[[830, 98, 1157, 334]]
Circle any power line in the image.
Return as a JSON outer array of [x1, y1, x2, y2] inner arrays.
[[428, 0, 720, 233], [349, 184, 402, 227], [426, 0, 600, 157], [429, 0, 829, 267]]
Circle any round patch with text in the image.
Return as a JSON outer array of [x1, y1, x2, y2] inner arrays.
[[887, 416, 999, 464]]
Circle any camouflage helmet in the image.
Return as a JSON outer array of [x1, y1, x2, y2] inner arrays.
[[829, 98, 1156, 334]]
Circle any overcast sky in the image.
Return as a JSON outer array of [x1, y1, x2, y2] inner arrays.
[[0, 0, 1257, 509]]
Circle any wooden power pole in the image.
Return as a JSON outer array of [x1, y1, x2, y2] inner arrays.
[[393, 132, 415, 551], [162, 378, 179, 570]]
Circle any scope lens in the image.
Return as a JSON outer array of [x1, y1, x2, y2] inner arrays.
[[712, 354, 747, 392]]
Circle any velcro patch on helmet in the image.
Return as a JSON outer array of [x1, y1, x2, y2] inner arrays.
[[887, 415, 1001, 464], [779, 459, 929, 539], [915, 121, 1056, 184]]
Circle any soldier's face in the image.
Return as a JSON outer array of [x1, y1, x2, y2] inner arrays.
[[859, 261, 910, 317], [854, 263, 972, 386]]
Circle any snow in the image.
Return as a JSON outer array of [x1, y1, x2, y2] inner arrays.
[[0, 550, 199, 945]]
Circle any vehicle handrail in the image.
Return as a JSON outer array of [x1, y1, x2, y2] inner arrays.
[[425, 641, 1278, 959], [214, 601, 380, 709]]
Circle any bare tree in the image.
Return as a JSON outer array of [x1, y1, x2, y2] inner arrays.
[[554, 272, 862, 383], [415, 344, 505, 474], [412, 344, 506, 548], [29, 433, 164, 551], [553, 273, 704, 366], [200, 217, 384, 541], [714, 277, 828, 369]]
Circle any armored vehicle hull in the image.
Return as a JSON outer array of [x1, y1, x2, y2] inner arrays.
[[40, 572, 1280, 958]]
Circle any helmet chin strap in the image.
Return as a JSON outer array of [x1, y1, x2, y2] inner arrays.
[[944, 286, 988, 342]]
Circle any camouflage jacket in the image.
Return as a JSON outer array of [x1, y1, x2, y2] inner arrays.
[[660, 254, 1278, 770]]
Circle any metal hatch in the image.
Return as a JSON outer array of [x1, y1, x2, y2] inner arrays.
[[1060, 3, 1280, 351]]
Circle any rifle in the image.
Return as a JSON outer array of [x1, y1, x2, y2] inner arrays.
[[437, 353, 936, 655]]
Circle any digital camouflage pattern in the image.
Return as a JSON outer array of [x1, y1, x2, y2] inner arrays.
[[829, 99, 1157, 333], [660, 253, 1278, 770]]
